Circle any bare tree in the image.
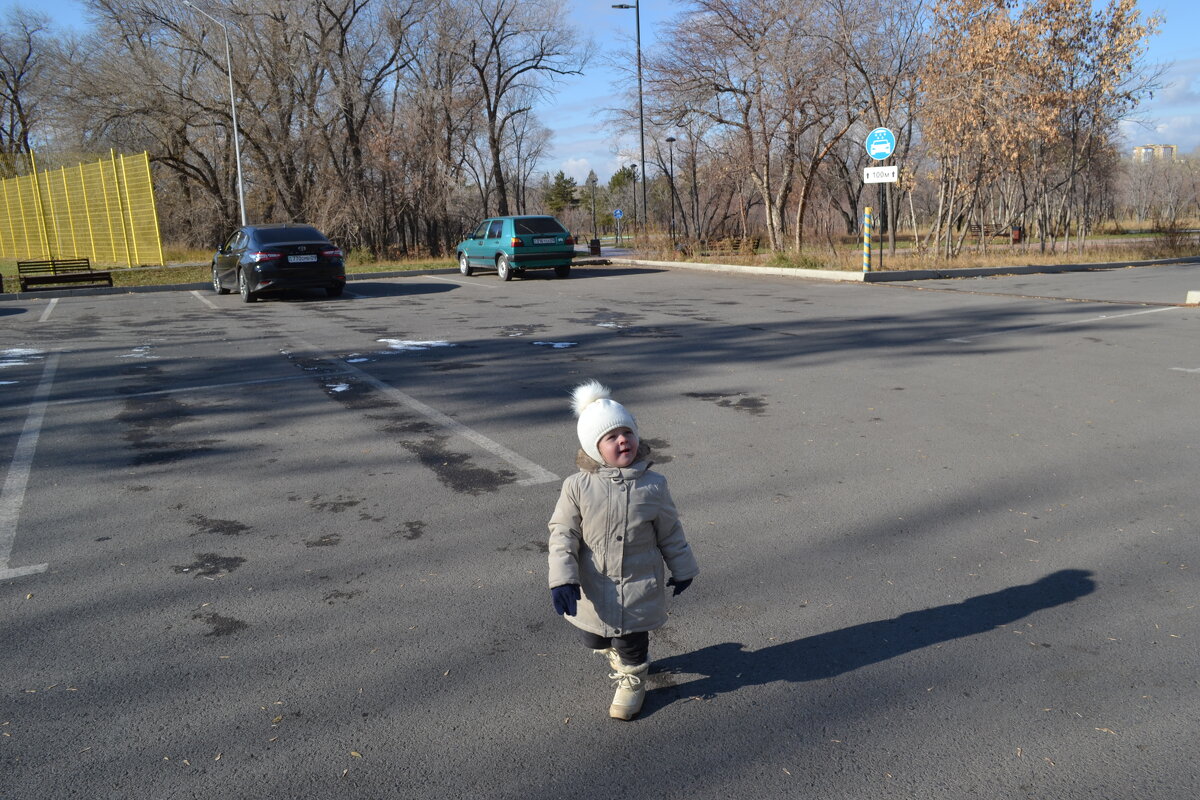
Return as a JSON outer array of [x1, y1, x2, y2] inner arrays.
[[451, 0, 590, 215], [0, 8, 51, 176]]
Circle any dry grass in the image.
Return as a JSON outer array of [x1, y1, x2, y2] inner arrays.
[[2, 230, 1193, 289], [638, 231, 1199, 273]]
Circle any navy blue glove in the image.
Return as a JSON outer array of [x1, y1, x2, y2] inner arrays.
[[667, 577, 692, 597], [551, 584, 581, 616]]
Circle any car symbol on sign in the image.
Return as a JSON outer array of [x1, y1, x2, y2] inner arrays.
[[869, 140, 891, 157]]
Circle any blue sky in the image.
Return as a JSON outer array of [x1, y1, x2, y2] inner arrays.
[[5, 0, 1197, 182]]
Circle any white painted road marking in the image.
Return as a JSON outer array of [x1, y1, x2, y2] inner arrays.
[[190, 290, 219, 309], [428, 276, 487, 287], [1170, 367, 1200, 374], [293, 339, 558, 486], [38, 298, 58, 323], [0, 353, 58, 581], [946, 306, 1179, 343]]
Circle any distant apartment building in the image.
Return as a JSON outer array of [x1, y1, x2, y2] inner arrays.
[[1132, 144, 1177, 163]]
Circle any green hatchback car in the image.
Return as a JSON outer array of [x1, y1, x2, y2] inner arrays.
[[455, 215, 576, 280]]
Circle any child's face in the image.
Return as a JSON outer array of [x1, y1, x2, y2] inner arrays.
[[597, 427, 640, 468]]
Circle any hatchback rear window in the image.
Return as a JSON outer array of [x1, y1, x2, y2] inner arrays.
[[254, 226, 329, 245], [514, 217, 567, 235]]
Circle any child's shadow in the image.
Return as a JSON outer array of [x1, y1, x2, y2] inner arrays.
[[647, 569, 1095, 714]]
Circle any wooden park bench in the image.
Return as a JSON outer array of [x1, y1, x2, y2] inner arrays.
[[699, 237, 762, 257], [16, 257, 113, 292], [966, 223, 1008, 239]]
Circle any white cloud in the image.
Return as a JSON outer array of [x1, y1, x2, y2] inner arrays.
[[561, 158, 593, 183]]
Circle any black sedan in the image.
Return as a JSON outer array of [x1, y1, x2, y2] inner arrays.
[[211, 223, 346, 302]]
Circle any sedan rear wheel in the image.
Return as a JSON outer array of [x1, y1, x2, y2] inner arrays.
[[497, 254, 513, 281], [238, 269, 257, 303], [458, 252, 473, 276], [212, 263, 230, 294]]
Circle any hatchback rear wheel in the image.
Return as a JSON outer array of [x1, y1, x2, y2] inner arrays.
[[497, 254, 513, 281], [554, 265, 571, 278]]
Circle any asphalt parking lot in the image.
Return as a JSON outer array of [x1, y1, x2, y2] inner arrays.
[[2, 261, 1198, 799]]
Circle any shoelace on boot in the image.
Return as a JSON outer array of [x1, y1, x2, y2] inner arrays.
[[609, 671, 644, 689]]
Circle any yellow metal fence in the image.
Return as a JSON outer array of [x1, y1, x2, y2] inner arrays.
[[0, 151, 164, 267]]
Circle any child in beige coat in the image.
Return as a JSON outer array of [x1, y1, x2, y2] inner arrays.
[[548, 380, 700, 720]]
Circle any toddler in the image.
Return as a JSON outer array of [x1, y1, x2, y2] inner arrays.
[[548, 380, 699, 720]]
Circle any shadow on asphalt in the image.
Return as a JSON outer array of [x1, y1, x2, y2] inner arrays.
[[261, 282, 459, 301], [645, 569, 1096, 717], [446, 265, 666, 281]]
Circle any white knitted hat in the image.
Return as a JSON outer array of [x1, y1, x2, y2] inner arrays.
[[571, 380, 638, 465]]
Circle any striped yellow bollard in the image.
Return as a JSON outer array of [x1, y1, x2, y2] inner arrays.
[[863, 206, 872, 272]]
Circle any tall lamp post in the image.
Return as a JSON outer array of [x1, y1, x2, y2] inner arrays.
[[585, 170, 599, 254], [665, 136, 676, 245], [183, 0, 247, 226], [612, 3, 646, 246], [628, 163, 637, 246]]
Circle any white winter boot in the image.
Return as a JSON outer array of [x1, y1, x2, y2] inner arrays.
[[608, 660, 649, 720]]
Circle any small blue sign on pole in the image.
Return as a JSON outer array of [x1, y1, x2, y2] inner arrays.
[[866, 128, 896, 160], [613, 208, 624, 219]]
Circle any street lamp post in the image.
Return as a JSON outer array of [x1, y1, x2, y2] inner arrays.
[[665, 136, 676, 245], [585, 170, 599, 254], [628, 163, 637, 246], [183, 0, 247, 227], [612, 3, 646, 248]]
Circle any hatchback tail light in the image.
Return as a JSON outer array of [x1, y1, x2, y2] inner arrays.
[[321, 247, 343, 258], [565, 236, 575, 246], [249, 251, 282, 263], [510, 237, 524, 247]]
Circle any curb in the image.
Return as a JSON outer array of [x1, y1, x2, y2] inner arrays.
[[604, 255, 1200, 283]]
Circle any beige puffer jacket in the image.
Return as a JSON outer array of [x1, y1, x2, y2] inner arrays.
[[548, 445, 700, 637]]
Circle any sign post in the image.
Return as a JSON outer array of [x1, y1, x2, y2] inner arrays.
[[613, 208, 624, 246], [864, 128, 897, 273]]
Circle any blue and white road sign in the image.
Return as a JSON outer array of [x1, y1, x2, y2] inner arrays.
[[613, 208, 624, 219], [866, 128, 896, 160]]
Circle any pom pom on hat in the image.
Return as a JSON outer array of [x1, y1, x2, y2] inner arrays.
[[571, 380, 638, 465]]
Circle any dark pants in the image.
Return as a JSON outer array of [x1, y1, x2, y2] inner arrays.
[[578, 630, 649, 666]]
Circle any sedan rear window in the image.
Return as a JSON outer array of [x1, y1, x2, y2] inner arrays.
[[254, 226, 330, 245], [514, 217, 567, 235]]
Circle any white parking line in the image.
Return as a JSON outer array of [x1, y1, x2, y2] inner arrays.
[[0, 353, 58, 582], [190, 290, 219, 309], [38, 298, 58, 323], [946, 306, 1179, 343], [428, 276, 487, 287], [1171, 367, 1200, 374], [292, 338, 558, 486]]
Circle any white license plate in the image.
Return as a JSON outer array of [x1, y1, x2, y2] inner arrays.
[[288, 254, 318, 263], [532, 237, 557, 245]]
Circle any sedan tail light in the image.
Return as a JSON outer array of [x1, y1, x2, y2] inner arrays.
[[321, 247, 343, 258], [249, 250, 282, 263]]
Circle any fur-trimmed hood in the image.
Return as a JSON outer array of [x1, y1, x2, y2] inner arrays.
[[575, 440, 652, 473]]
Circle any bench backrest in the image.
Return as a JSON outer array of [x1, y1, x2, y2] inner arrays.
[[18, 258, 93, 274]]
